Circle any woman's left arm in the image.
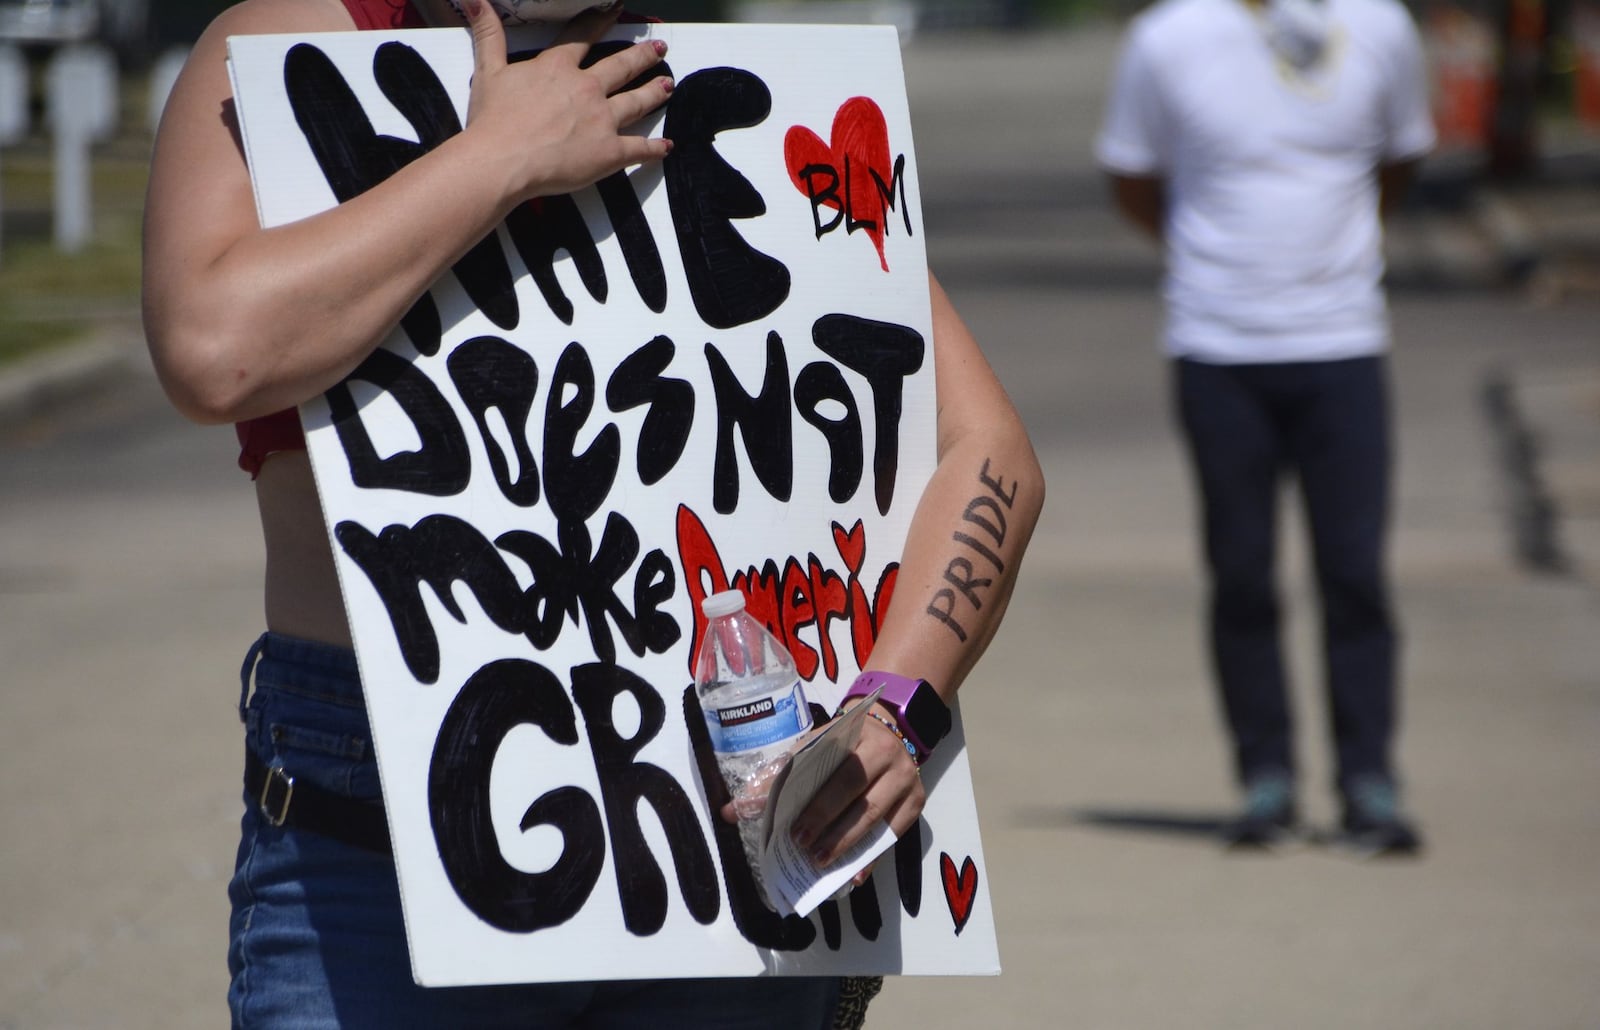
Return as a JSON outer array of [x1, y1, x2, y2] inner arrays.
[[783, 270, 1045, 871]]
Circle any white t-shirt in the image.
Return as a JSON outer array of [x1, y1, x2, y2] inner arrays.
[[1095, 0, 1436, 363]]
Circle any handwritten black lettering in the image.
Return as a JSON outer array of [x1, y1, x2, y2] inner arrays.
[[869, 154, 913, 238], [940, 556, 991, 610], [506, 42, 671, 320], [927, 457, 1020, 642], [572, 41, 673, 316], [796, 154, 912, 245], [327, 348, 471, 496], [793, 358, 863, 503], [505, 195, 608, 326], [958, 493, 1008, 560], [847, 871, 884, 940], [499, 513, 681, 665], [606, 335, 694, 486], [430, 659, 604, 932], [336, 513, 679, 682], [811, 313, 925, 515], [894, 821, 923, 916], [597, 171, 669, 314], [284, 42, 518, 350], [542, 343, 621, 522], [798, 163, 843, 238], [663, 67, 791, 329], [978, 457, 1019, 506], [842, 154, 877, 236], [447, 335, 542, 507], [335, 515, 526, 683], [572, 663, 719, 935], [705, 332, 793, 513]]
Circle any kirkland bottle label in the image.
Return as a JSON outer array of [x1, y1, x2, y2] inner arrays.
[[706, 681, 809, 753]]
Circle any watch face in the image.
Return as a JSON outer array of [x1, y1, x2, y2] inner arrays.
[[904, 681, 952, 747], [846, 672, 952, 756]]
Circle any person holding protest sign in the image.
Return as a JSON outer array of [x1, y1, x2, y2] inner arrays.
[[144, 0, 1043, 1025]]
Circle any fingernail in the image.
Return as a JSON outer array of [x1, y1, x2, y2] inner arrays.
[[465, 0, 482, 16], [660, 77, 674, 94], [791, 827, 811, 850], [652, 39, 667, 57]]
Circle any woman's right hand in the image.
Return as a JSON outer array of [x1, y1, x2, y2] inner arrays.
[[462, 1, 674, 202]]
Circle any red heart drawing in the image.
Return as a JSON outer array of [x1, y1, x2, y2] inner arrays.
[[831, 519, 866, 576], [939, 852, 979, 936], [784, 97, 895, 271]]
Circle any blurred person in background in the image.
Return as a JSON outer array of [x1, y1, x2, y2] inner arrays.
[[1095, 0, 1433, 856]]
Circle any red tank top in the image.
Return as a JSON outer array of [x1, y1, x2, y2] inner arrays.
[[235, 0, 660, 476]]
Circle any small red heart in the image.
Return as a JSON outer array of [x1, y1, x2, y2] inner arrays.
[[831, 519, 866, 576], [939, 852, 979, 936], [784, 97, 895, 271]]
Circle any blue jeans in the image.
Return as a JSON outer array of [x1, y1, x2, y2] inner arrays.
[[1173, 356, 1400, 794], [232, 632, 841, 1029]]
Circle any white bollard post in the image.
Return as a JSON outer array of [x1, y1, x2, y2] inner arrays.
[[0, 45, 30, 265], [46, 44, 118, 253], [148, 46, 189, 137]]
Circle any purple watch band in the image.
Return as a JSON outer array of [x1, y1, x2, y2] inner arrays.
[[842, 670, 951, 762]]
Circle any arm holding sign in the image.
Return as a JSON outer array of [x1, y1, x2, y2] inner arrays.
[[737, 273, 1045, 885], [142, 0, 671, 425]]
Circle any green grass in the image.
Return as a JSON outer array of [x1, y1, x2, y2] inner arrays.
[[1, 102, 151, 366]]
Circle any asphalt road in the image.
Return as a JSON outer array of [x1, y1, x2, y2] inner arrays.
[[2, 22, 1598, 1030]]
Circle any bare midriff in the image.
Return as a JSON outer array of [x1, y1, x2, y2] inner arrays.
[[256, 451, 354, 648]]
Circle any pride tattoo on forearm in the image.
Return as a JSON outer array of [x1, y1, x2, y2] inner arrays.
[[925, 457, 1019, 642]]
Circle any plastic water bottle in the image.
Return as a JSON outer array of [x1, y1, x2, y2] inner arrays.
[[694, 589, 813, 824]]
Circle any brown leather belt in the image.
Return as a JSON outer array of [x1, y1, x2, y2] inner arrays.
[[244, 749, 392, 855]]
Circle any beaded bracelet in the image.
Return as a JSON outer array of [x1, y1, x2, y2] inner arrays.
[[863, 709, 920, 765]]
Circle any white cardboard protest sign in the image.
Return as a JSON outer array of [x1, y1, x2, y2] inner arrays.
[[227, 22, 999, 986]]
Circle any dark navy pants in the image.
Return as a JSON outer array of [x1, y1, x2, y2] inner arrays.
[[1173, 355, 1400, 794]]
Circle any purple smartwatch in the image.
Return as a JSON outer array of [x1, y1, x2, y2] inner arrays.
[[842, 671, 952, 765]]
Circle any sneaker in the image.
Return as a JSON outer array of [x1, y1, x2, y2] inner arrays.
[[1224, 772, 1300, 850], [1337, 776, 1422, 858]]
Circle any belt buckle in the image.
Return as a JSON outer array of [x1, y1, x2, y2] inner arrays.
[[259, 764, 295, 827]]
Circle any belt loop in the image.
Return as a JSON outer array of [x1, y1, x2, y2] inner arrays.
[[239, 633, 268, 723]]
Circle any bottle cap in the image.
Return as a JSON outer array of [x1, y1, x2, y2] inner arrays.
[[701, 590, 747, 618]]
